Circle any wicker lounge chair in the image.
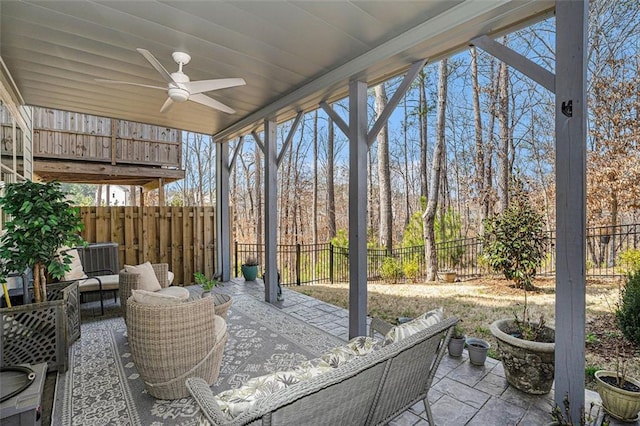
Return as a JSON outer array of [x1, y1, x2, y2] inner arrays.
[[119, 263, 171, 321], [127, 295, 228, 400], [187, 315, 458, 425]]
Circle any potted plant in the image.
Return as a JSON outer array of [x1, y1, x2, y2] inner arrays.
[[447, 323, 466, 357], [241, 256, 259, 281], [465, 337, 490, 366], [484, 179, 554, 394], [438, 270, 457, 283], [0, 181, 84, 372], [194, 272, 220, 297], [594, 358, 640, 422]]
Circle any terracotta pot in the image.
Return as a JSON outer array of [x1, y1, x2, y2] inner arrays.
[[594, 370, 640, 422], [438, 271, 457, 283], [490, 319, 555, 394]]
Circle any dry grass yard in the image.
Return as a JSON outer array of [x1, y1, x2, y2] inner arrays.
[[291, 276, 639, 389]]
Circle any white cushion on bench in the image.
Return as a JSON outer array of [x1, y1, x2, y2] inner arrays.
[[383, 307, 443, 345], [78, 274, 119, 293]]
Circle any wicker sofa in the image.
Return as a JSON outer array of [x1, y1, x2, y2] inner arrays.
[[187, 313, 458, 426], [127, 295, 228, 400]]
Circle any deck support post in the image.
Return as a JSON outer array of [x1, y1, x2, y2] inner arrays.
[[264, 120, 278, 303], [348, 80, 368, 338], [216, 140, 231, 282], [554, 0, 587, 418]]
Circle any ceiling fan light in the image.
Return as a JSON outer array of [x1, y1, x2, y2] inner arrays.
[[168, 87, 189, 102]]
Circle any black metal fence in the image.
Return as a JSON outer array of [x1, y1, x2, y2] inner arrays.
[[234, 223, 640, 286]]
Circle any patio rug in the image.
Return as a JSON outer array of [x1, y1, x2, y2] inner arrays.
[[53, 294, 344, 426]]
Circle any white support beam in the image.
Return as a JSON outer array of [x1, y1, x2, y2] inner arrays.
[[264, 120, 279, 303], [277, 111, 303, 168], [348, 80, 369, 338], [319, 101, 349, 137], [252, 131, 265, 154], [215, 140, 231, 282], [554, 0, 587, 419], [367, 59, 428, 146], [471, 35, 555, 94]]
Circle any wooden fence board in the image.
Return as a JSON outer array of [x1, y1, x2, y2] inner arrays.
[[79, 206, 216, 285]]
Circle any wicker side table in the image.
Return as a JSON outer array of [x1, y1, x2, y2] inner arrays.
[[211, 293, 232, 320]]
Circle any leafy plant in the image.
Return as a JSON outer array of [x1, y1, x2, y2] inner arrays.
[[482, 179, 547, 290], [0, 181, 84, 303], [550, 393, 609, 426], [617, 269, 640, 346], [618, 248, 640, 275], [380, 257, 402, 283], [402, 258, 420, 282], [194, 272, 220, 291], [451, 323, 465, 339]]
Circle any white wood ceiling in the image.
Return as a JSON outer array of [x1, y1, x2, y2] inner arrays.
[[1, 1, 554, 138]]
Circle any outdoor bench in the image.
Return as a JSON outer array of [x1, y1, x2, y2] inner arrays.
[[187, 309, 457, 426]]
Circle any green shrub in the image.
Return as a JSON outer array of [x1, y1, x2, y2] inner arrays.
[[402, 258, 420, 282], [617, 269, 640, 345], [618, 248, 640, 274], [380, 257, 402, 283], [481, 180, 547, 290]]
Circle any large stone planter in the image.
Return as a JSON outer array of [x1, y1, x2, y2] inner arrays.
[[490, 318, 555, 394], [0, 281, 80, 372]]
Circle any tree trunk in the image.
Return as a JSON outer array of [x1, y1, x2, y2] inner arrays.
[[419, 71, 429, 199], [375, 84, 393, 252], [327, 115, 337, 239], [471, 47, 487, 224], [497, 54, 510, 212], [423, 59, 448, 281]]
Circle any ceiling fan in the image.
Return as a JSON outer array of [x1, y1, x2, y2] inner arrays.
[[96, 48, 245, 114]]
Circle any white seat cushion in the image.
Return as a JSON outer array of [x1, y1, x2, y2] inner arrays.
[[124, 261, 162, 292], [131, 289, 184, 305], [78, 274, 119, 293], [168, 270, 175, 285], [156, 286, 190, 300]]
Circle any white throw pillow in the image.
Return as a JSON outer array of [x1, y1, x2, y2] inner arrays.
[[124, 261, 161, 292], [383, 307, 444, 345], [62, 248, 88, 281], [131, 289, 183, 305]]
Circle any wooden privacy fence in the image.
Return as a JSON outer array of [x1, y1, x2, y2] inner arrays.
[[79, 207, 216, 286]]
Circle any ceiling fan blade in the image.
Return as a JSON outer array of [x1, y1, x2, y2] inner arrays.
[[160, 97, 174, 113], [187, 78, 246, 95], [189, 93, 236, 114], [136, 48, 175, 84], [95, 79, 166, 91]]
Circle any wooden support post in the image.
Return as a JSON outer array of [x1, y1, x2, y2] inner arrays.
[[110, 119, 117, 165], [264, 120, 278, 303], [348, 80, 368, 338], [216, 141, 231, 281], [555, 0, 587, 419], [158, 178, 165, 206]]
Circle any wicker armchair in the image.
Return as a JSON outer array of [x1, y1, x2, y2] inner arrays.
[[119, 263, 170, 321], [127, 296, 228, 400]]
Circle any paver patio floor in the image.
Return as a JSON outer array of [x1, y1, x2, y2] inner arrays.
[[230, 278, 632, 426]]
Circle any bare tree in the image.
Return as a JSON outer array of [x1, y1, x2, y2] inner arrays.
[[423, 59, 448, 281], [497, 51, 510, 212], [375, 83, 393, 251]]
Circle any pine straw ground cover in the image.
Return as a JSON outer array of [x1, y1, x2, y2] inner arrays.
[[291, 277, 639, 390]]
